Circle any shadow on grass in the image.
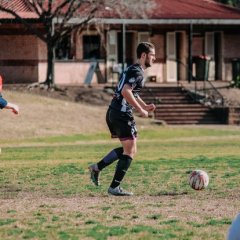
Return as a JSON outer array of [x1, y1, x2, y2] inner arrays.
[[152, 191, 188, 196]]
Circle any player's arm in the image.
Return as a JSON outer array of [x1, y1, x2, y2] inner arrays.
[[5, 102, 19, 115], [0, 97, 19, 114], [121, 84, 148, 117], [136, 95, 156, 112]]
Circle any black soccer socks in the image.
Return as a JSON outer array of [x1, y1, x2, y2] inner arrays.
[[110, 154, 132, 189], [97, 147, 123, 171]]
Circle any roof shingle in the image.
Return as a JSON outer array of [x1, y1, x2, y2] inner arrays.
[[0, 0, 37, 19], [151, 0, 240, 19], [0, 0, 240, 20]]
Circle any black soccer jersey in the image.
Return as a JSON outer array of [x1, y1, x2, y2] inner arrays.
[[110, 64, 144, 113]]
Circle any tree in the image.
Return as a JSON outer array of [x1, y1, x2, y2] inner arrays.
[[0, 0, 154, 88], [216, 0, 240, 7]]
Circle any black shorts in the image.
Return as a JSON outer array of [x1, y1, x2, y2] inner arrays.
[[106, 108, 137, 141]]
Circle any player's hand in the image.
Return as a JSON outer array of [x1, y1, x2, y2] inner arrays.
[[10, 104, 19, 115], [139, 108, 148, 118], [145, 103, 156, 112]]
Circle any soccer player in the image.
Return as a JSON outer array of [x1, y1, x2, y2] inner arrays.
[[227, 213, 240, 240], [0, 94, 19, 114], [89, 42, 156, 196]]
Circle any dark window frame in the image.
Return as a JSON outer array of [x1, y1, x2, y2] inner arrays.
[[55, 35, 73, 60], [82, 35, 102, 60]]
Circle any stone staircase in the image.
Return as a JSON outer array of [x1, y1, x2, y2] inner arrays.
[[141, 86, 225, 124]]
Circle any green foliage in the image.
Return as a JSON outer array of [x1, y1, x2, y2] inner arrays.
[[231, 75, 240, 88], [217, 0, 240, 7]]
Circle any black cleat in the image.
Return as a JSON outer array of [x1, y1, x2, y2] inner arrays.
[[88, 164, 100, 186]]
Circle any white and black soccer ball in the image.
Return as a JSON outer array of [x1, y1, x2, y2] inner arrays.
[[189, 170, 209, 190]]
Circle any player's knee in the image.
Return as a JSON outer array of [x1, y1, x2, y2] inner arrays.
[[123, 151, 135, 159], [132, 149, 137, 157], [130, 145, 137, 157], [129, 151, 136, 159]]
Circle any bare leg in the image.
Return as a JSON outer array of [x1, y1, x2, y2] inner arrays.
[[120, 138, 137, 159]]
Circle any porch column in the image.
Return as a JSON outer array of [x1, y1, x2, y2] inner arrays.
[[188, 23, 193, 82], [121, 21, 126, 73]]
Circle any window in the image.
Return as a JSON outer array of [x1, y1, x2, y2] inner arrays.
[[83, 35, 101, 60], [55, 36, 72, 60]]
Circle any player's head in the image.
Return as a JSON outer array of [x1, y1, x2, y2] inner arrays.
[[137, 42, 155, 68]]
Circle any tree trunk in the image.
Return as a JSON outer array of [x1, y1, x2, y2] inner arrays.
[[45, 41, 55, 88], [44, 19, 56, 88]]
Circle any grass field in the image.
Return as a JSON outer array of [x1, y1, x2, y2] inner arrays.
[[0, 126, 240, 239]]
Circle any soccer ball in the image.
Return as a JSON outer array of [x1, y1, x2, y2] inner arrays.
[[189, 170, 209, 190]]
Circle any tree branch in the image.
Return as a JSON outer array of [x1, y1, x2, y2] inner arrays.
[[24, 0, 43, 17], [53, 10, 96, 44], [0, 4, 47, 42]]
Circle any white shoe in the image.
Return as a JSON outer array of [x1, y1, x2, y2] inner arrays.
[[108, 186, 133, 196]]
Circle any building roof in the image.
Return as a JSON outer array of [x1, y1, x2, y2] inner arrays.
[[151, 0, 240, 19], [1, 0, 240, 22], [97, 0, 240, 25], [0, 0, 38, 19]]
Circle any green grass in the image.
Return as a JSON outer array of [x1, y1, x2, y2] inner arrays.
[[0, 126, 239, 239]]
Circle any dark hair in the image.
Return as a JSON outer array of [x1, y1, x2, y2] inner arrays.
[[136, 42, 155, 58]]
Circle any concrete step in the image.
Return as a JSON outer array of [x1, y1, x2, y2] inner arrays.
[[141, 86, 224, 124], [159, 120, 222, 125]]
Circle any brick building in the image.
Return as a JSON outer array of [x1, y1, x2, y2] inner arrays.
[[0, 0, 240, 85]]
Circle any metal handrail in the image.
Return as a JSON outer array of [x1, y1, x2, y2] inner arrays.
[[201, 80, 225, 107], [176, 58, 225, 107]]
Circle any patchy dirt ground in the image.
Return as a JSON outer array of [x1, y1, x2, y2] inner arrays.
[[6, 82, 240, 107], [0, 192, 238, 223], [0, 88, 109, 139], [181, 81, 240, 107], [0, 85, 153, 140], [2, 83, 240, 140], [5, 84, 114, 106], [218, 87, 240, 106], [0, 191, 238, 240]]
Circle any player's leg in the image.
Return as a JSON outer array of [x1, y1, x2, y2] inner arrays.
[[121, 137, 137, 159], [89, 108, 123, 186], [108, 138, 136, 196], [89, 147, 123, 186], [97, 147, 123, 170], [108, 115, 137, 196]]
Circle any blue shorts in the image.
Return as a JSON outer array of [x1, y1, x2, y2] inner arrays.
[[0, 96, 7, 109]]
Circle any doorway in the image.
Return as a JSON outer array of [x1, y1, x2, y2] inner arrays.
[[117, 32, 134, 67], [205, 31, 223, 80], [166, 32, 186, 82]]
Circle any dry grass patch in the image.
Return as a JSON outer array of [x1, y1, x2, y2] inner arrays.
[[0, 90, 107, 139], [0, 90, 153, 140]]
